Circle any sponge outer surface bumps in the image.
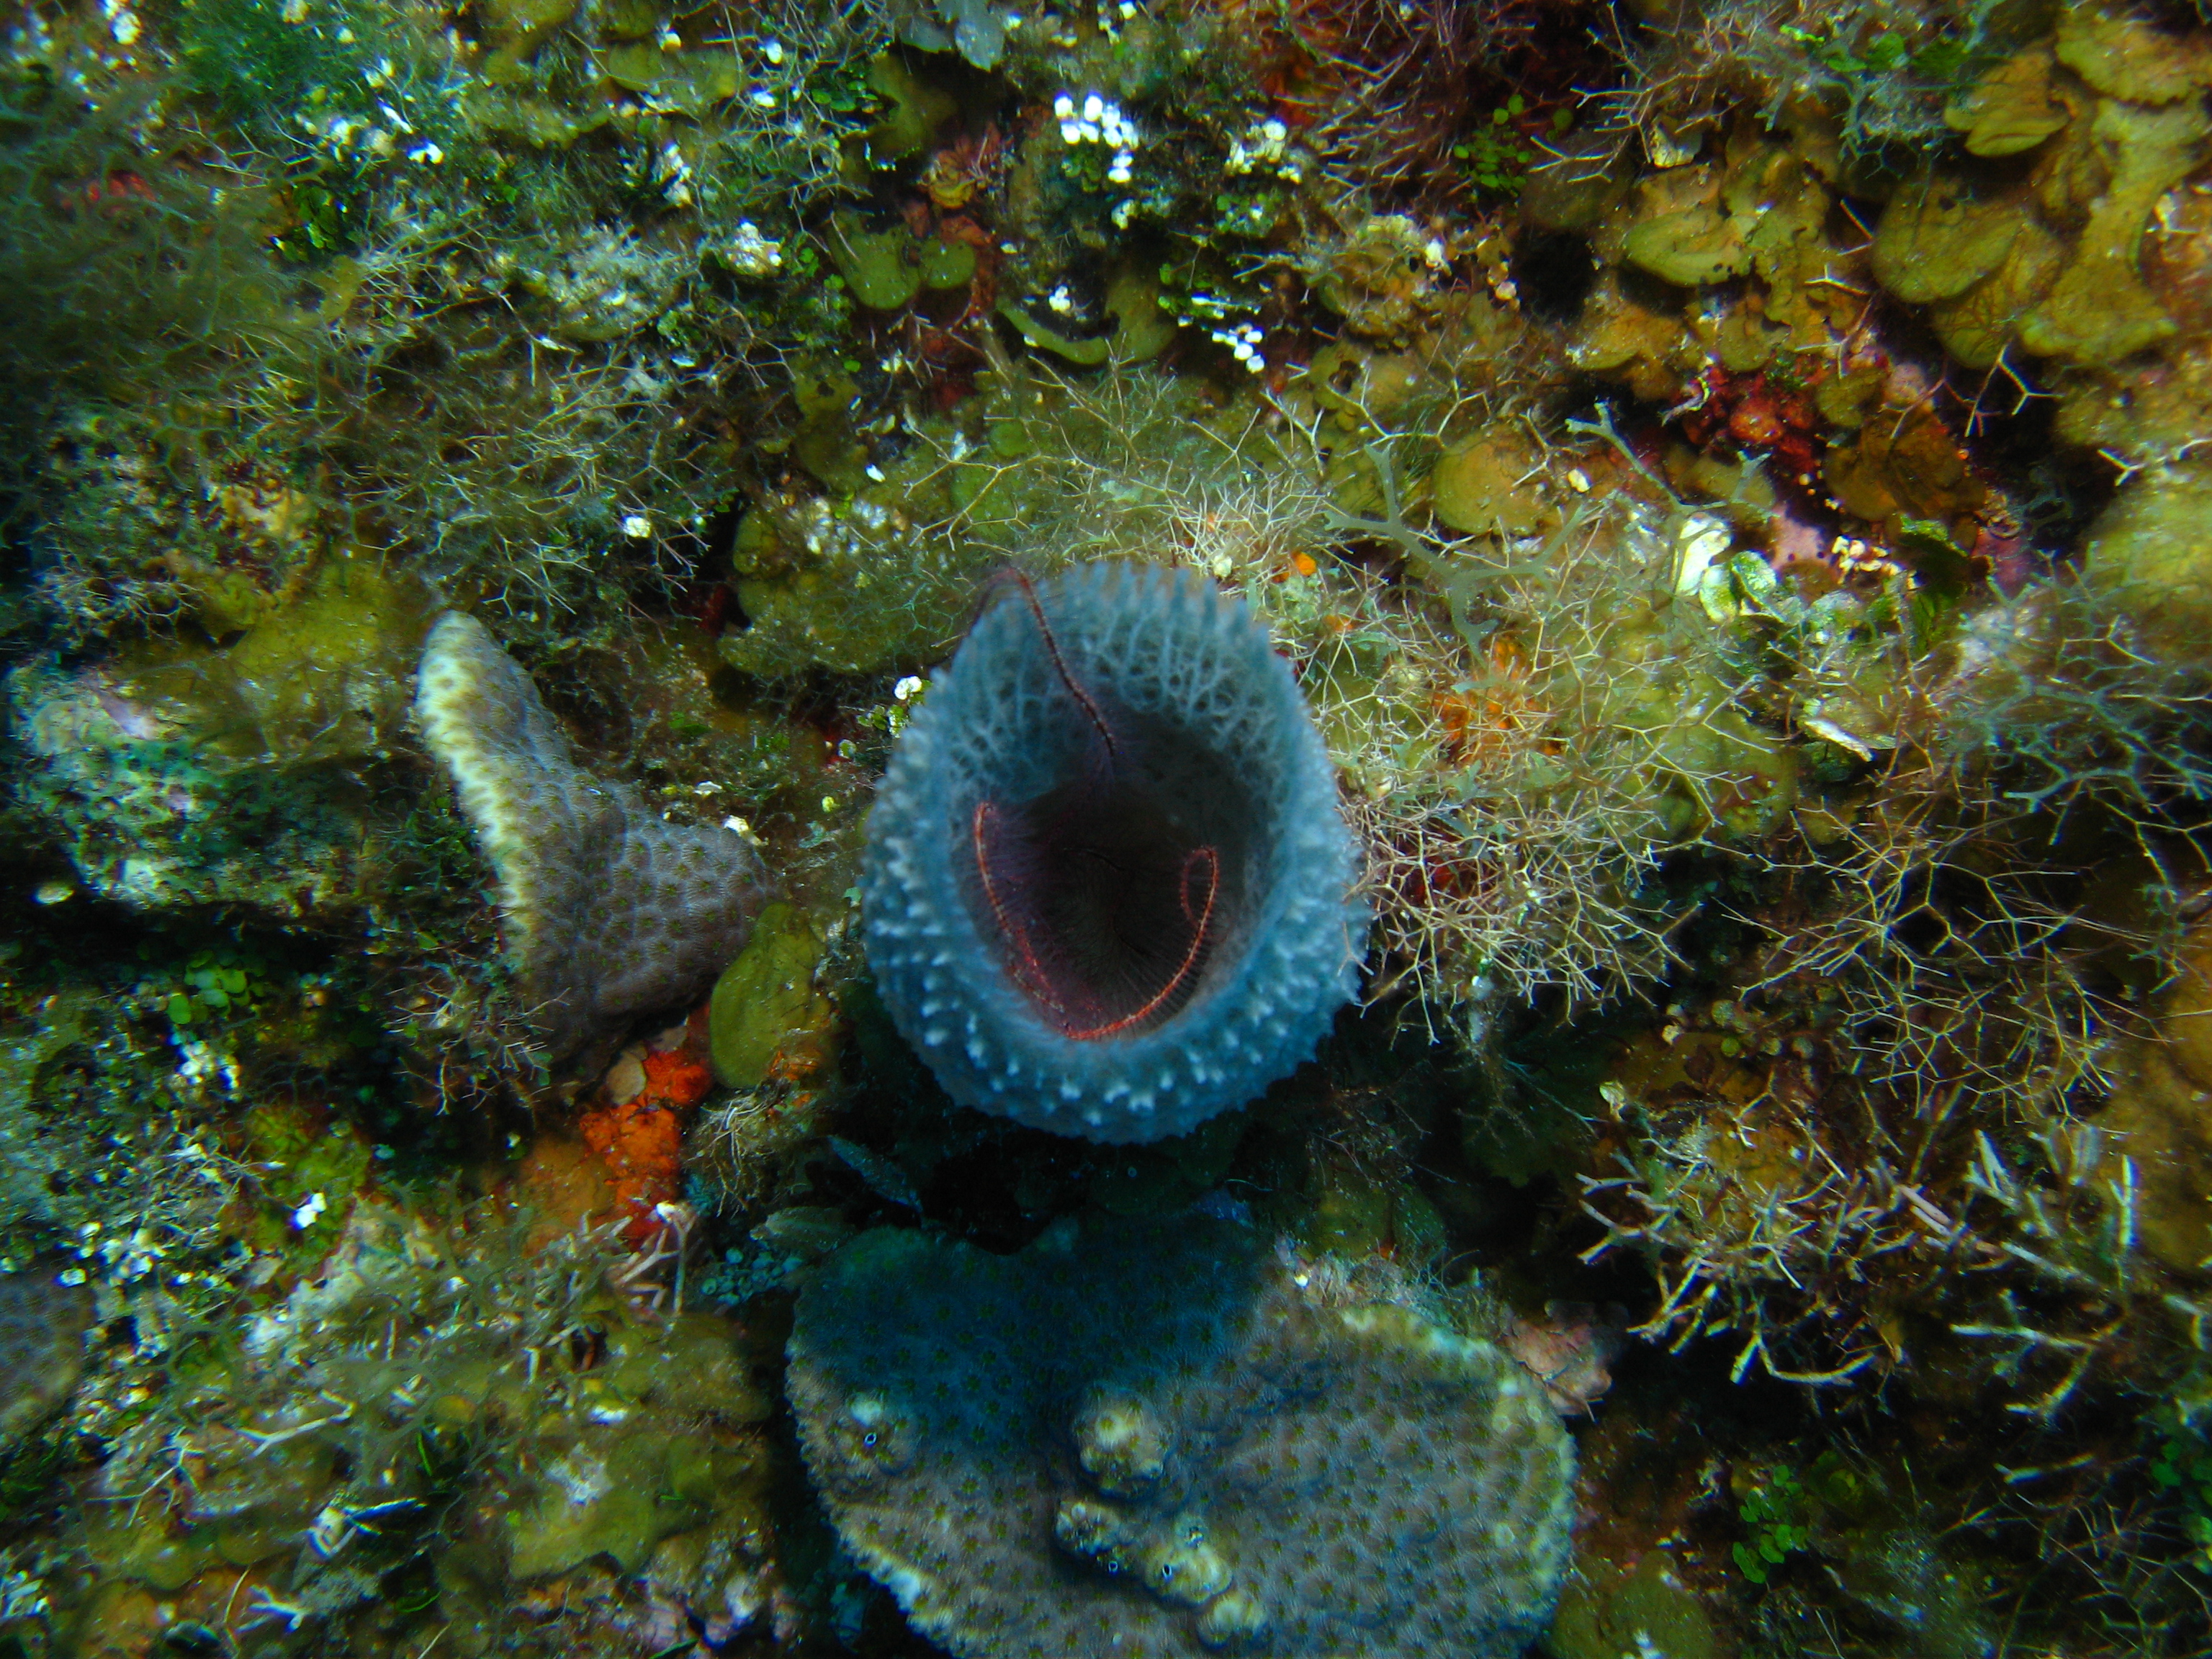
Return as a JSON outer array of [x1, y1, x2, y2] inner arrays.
[[788, 1217, 1574, 1659], [860, 562, 1365, 1142], [415, 613, 768, 1056]]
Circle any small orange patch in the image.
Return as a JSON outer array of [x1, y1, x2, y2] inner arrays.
[[572, 1016, 716, 1244], [639, 1046, 714, 1110], [576, 1096, 685, 1244], [1431, 636, 1552, 768]]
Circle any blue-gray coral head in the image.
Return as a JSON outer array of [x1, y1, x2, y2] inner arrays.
[[861, 561, 1366, 1143]]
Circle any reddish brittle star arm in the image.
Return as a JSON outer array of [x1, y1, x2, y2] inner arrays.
[[973, 799, 1066, 1020], [972, 802, 1219, 1041], [1013, 572, 1118, 765], [1064, 845, 1218, 1040]]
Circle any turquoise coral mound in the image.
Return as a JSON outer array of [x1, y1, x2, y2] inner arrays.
[[788, 1215, 1573, 1659], [860, 562, 1364, 1142]]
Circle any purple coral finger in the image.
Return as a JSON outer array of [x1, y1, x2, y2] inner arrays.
[[415, 613, 768, 1058]]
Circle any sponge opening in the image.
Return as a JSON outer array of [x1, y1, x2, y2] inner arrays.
[[966, 698, 1261, 1039]]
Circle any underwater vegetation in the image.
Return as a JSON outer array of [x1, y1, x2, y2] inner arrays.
[[13, 0, 2212, 1654]]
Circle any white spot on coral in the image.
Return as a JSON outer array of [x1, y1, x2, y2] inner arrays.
[[547, 1445, 613, 1507]]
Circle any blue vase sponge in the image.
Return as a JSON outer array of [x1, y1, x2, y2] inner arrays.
[[861, 562, 1366, 1143]]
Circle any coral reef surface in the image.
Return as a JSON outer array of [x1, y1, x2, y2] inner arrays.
[[18, 0, 2212, 1652], [0, 1272, 90, 1452], [790, 1214, 1572, 1658]]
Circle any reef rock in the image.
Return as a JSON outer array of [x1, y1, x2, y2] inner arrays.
[[9, 562, 431, 921], [788, 1216, 1573, 1658], [0, 1270, 91, 1452]]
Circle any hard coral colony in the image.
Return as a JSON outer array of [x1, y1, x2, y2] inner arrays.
[[789, 1215, 1572, 1659], [16, 0, 2212, 1655], [415, 613, 770, 1059]]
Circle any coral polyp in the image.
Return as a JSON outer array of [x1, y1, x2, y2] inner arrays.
[[861, 562, 1365, 1143]]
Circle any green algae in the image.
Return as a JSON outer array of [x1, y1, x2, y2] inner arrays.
[[10, 559, 437, 921], [920, 235, 979, 291], [1873, 35, 2210, 372], [1316, 214, 1442, 338], [237, 1098, 374, 1260], [1791, 1457, 1997, 1658], [202, 559, 436, 765], [66, 1192, 778, 1640], [1558, 125, 1856, 404], [995, 267, 1174, 365], [476, 0, 577, 56], [2080, 464, 2212, 667], [1945, 42, 2073, 156], [1302, 1165, 1447, 1265], [727, 361, 1285, 678], [2054, 4, 2212, 104], [1548, 1551, 1720, 1659], [1873, 175, 2021, 305], [1624, 202, 1751, 288], [1611, 137, 1827, 300], [505, 1310, 772, 1578], [825, 212, 924, 312], [709, 903, 832, 1089], [1646, 677, 1800, 839], [861, 50, 957, 163], [2017, 96, 2207, 364], [86, 1429, 338, 1590], [1539, 600, 1804, 843], [1924, 213, 2067, 367], [1821, 402, 1984, 527], [459, 85, 613, 148], [721, 487, 972, 676], [1429, 428, 1555, 537]]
